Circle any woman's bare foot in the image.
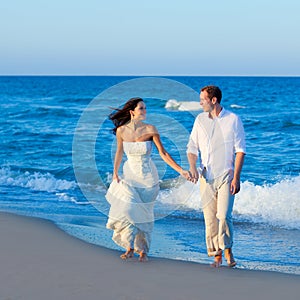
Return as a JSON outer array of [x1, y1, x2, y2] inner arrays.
[[139, 252, 148, 262], [211, 254, 222, 268], [224, 248, 237, 267], [120, 248, 134, 260]]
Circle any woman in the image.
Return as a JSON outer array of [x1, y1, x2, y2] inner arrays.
[[105, 97, 190, 262]]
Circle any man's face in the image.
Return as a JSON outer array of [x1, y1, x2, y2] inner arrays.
[[200, 91, 213, 112]]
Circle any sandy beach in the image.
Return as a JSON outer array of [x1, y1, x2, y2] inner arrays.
[[0, 212, 299, 300]]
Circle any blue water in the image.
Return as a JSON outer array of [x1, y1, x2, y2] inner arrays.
[[0, 76, 299, 275]]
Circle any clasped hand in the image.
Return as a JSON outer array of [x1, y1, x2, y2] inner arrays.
[[181, 168, 199, 184]]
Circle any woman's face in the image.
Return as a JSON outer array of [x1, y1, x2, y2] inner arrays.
[[131, 101, 146, 121]]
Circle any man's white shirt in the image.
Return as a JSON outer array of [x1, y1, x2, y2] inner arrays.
[[187, 108, 246, 180]]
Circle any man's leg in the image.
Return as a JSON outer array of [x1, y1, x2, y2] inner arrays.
[[200, 177, 220, 257], [216, 172, 236, 267], [216, 175, 234, 250]]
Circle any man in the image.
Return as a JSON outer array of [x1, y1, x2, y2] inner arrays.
[[187, 85, 246, 267]]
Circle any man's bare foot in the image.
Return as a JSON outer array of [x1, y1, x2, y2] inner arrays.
[[120, 248, 134, 260], [211, 254, 222, 268], [139, 252, 148, 262], [224, 248, 237, 267]]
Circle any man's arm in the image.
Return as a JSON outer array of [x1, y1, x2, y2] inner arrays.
[[230, 152, 245, 195], [187, 152, 199, 183], [186, 116, 201, 183]]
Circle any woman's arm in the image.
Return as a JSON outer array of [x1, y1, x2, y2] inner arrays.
[[112, 128, 124, 182], [152, 132, 190, 179]]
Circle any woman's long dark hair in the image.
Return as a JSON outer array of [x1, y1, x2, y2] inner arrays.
[[109, 97, 144, 134]]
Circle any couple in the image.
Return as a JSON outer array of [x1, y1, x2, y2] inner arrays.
[[105, 85, 246, 266]]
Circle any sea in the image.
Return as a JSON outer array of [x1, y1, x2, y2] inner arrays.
[[0, 76, 299, 275]]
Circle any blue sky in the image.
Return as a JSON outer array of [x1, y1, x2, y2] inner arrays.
[[1, 0, 299, 75]]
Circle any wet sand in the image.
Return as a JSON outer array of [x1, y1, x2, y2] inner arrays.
[[0, 212, 298, 300]]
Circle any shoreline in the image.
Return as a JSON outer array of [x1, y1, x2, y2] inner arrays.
[[0, 212, 299, 300]]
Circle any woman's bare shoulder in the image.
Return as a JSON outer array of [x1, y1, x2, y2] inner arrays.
[[144, 123, 158, 134], [116, 126, 127, 138], [116, 125, 127, 133]]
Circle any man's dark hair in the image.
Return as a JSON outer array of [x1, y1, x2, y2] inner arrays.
[[201, 85, 222, 103]]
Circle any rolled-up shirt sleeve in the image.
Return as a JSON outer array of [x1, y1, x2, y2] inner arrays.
[[187, 119, 199, 156], [234, 116, 246, 154]]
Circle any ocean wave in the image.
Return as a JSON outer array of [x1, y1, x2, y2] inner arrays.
[[234, 177, 300, 229], [165, 100, 247, 111], [0, 167, 77, 193], [165, 99, 201, 111], [230, 104, 246, 109], [156, 175, 300, 230], [2, 165, 299, 229], [55, 192, 90, 205]]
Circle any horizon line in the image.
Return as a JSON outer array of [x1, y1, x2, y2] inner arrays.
[[0, 74, 300, 77]]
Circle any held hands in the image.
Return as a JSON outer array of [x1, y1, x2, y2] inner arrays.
[[181, 167, 199, 183], [182, 167, 241, 192], [188, 166, 199, 184], [180, 169, 191, 181]]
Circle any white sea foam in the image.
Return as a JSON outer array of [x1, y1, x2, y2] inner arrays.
[[55, 192, 90, 205], [157, 180, 201, 210], [230, 104, 246, 109], [2, 166, 299, 229], [165, 101, 246, 110], [0, 167, 77, 193], [165, 99, 201, 111], [157, 175, 300, 229], [234, 177, 300, 229]]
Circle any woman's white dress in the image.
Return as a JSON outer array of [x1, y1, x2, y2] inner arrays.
[[106, 141, 159, 253]]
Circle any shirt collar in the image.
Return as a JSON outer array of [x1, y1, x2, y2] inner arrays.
[[218, 107, 226, 118], [207, 107, 225, 119]]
